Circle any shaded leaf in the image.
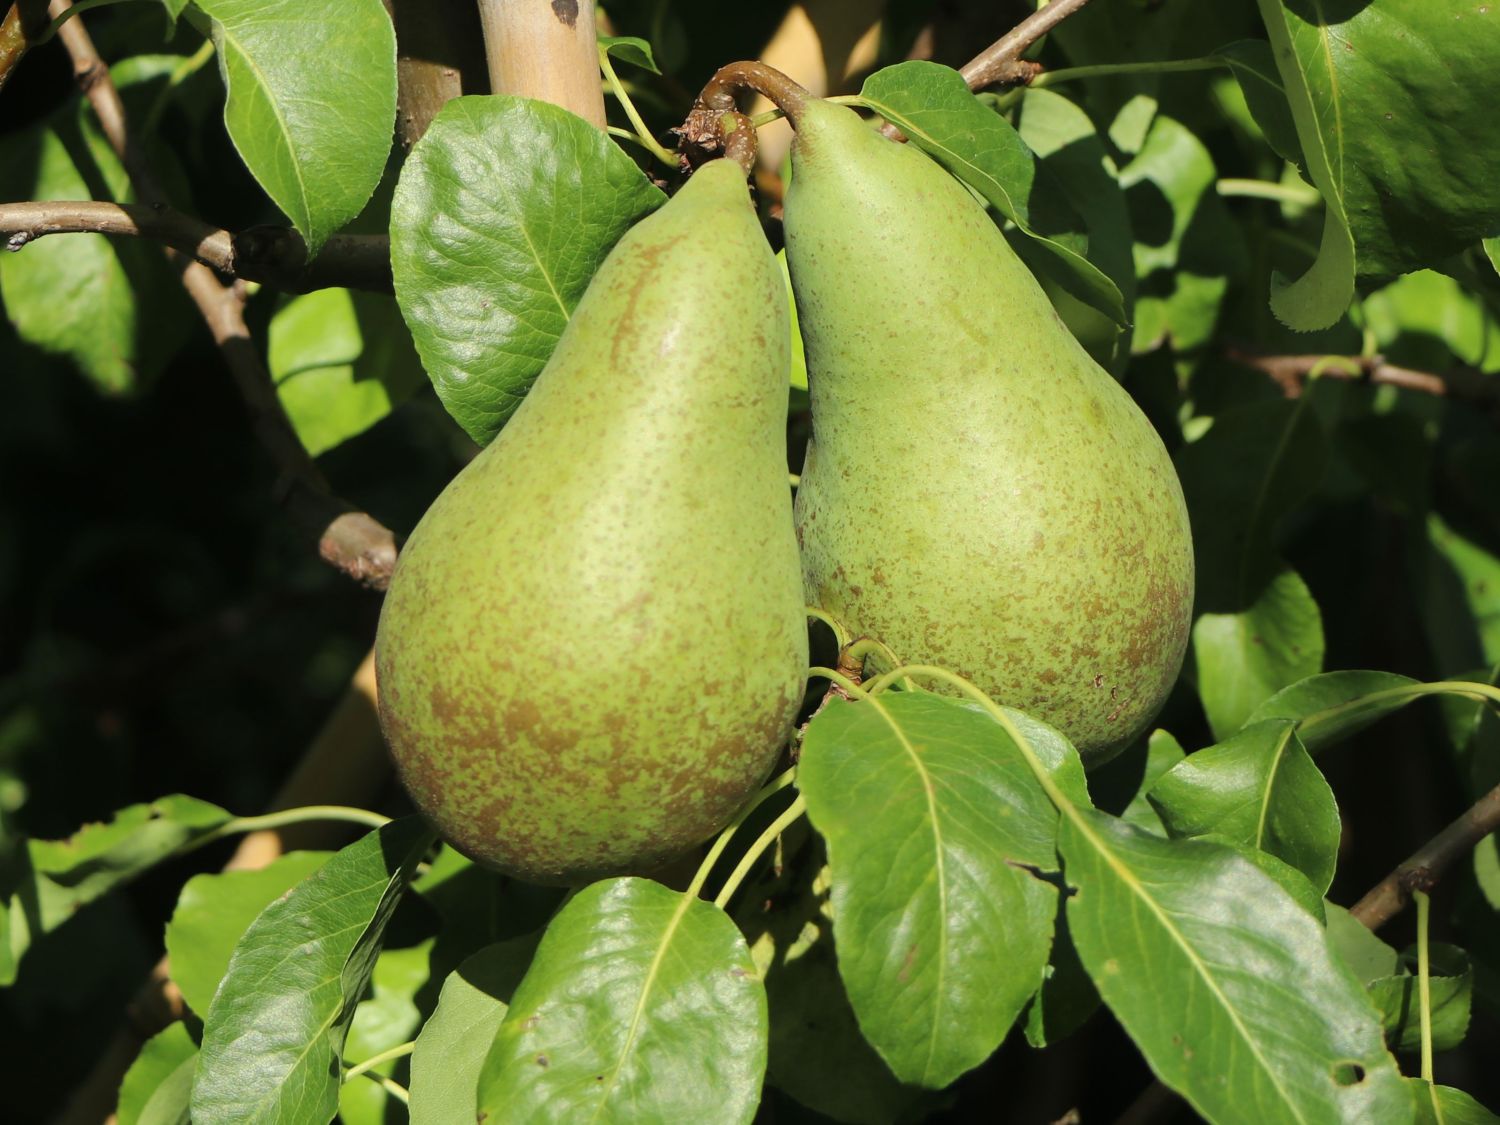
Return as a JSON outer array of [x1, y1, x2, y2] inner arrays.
[[268, 289, 426, 457], [798, 690, 1087, 1087], [1149, 719, 1340, 892], [598, 35, 659, 74], [391, 95, 665, 445], [116, 1023, 195, 1125], [191, 818, 433, 1125], [477, 878, 765, 1124], [1411, 1079, 1500, 1125], [1, 795, 230, 986], [1325, 902, 1399, 983], [1215, 39, 1302, 166], [409, 936, 539, 1125], [1192, 567, 1325, 739], [1061, 810, 1409, 1123], [1247, 671, 1423, 753], [1370, 944, 1472, 1053], [858, 61, 1126, 326], [196, 0, 396, 255], [165, 851, 331, 1017], [339, 941, 433, 1125]]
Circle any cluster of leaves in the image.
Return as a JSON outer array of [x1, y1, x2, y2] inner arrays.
[[3, 0, 1500, 1122]]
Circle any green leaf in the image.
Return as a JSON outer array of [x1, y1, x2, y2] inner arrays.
[[117, 1023, 195, 1125], [1215, 39, 1302, 166], [1022, 903, 1101, 1050], [477, 878, 766, 1124], [1060, 810, 1410, 1123], [1, 795, 230, 986], [777, 249, 807, 391], [1118, 112, 1243, 353], [339, 940, 432, 1125], [1149, 720, 1340, 892], [194, 0, 395, 255], [391, 94, 665, 445], [1325, 902, 1399, 983], [165, 851, 331, 1017], [598, 35, 659, 74], [1370, 944, 1472, 1053], [191, 818, 433, 1125], [798, 690, 1087, 1087], [409, 936, 539, 1125], [1015, 87, 1136, 372], [857, 61, 1126, 326], [1365, 271, 1500, 373], [0, 77, 188, 395], [1197, 834, 1326, 922], [1122, 731, 1188, 833], [1176, 390, 1327, 614], [1192, 567, 1326, 739], [1247, 671, 1424, 753], [1424, 513, 1500, 670], [1411, 1079, 1500, 1125], [268, 289, 426, 457]]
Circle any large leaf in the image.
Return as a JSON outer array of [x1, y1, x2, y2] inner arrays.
[[477, 878, 766, 1124], [798, 690, 1088, 1088], [391, 95, 665, 445], [1256, 0, 1500, 329], [1148, 720, 1340, 892], [857, 61, 1126, 326], [268, 289, 427, 457], [1411, 1080, 1500, 1125], [1247, 671, 1424, 752], [190, 818, 433, 1125], [1060, 810, 1410, 1123], [1, 795, 230, 986], [1192, 566, 1325, 739], [195, 0, 396, 255], [408, 937, 539, 1125], [164, 850, 331, 1017], [116, 1023, 195, 1125]]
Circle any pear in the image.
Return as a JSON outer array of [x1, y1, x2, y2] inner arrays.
[[781, 95, 1193, 764], [375, 156, 808, 884]]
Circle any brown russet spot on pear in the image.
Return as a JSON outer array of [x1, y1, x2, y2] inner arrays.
[[781, 95, 1193, 765], [375, 157, 808, 884]]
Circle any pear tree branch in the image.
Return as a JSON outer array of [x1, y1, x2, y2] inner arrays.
[[0, 0, 46, 92], [960, 0, 1097, 91], [0, 199, 392, 292], [47, 0, 398, 588], [1227, 347, 1500, 418]]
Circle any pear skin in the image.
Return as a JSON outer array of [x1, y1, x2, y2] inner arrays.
[[376, 158, 808, 883], [783, 98, 1193, 764]]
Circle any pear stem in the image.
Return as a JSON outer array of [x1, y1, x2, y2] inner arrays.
[[697, 60, 812, 128], [720, 109, 759, 176]]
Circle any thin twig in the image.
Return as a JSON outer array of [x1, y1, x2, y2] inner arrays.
[[0, 199, 391, 292], [1350, 779, 1500, 930], [1227, 347, 1500, 414], [48, 0, 399, 588], [960, 0, 1096, 90]]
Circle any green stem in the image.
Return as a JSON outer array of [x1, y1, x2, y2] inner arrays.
[[1415, 889, 1434, 1082], [788, 471, 800, 488], [367, 1073, 410, 1105], [1296, 681, 1500, 746], [29, 0, 136, 46], [1031, 56, 1225, 88], [685, 767, 798, 900], [807, 665, 867, 697], [712, 795, 807, 910], [142, 37, 216, 137], [343, 1041, 416, 1083], [198, 804, 392, 849], [1216, 178, 1320, 207], [843, 637, 903, 678], [598, 48, 676, 167], [805, 609, 851, 649]]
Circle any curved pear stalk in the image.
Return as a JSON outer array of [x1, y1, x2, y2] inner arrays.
[[699, 62, 1194, 765], [375, 122, 807, 884]]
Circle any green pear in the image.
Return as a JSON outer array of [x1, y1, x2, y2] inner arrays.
[[783, 97, 1193, 764], [375, 157, 808, 884]]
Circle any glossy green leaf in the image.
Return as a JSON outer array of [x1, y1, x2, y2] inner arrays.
[[798, 690, 1088, 1087], [1411, 1079, 1500, 1125], [409, 936, 539, 1125], [1248, 671, 1424, 752], [858, 61, 1126, 326], [477, 878, 766, 1124], [1015, 87, 1136, 372], [1325, 902, 1399, 983], [0, 76, 187, 395], [196, 0, 396, 255], [1149, 720, 1339, 892], [1060, 810, 1410, 1123], [165, 851, 331, 1017], [391, 95, 665, 445], [1176, 391, 1327, 614], [339, 940, 432, 1125], [117, 1023, 195, 1125], [1118, 112, 1243, 353], [1197, 834, 1326, 923], [1193, 567, 1326, 739], [598, 35, 659, 73], [191, 818, 433, 1125], [1370, 944, 1472, 1053], [1257, 0, 1500, 329], [1, 795, 230, 986], [268, 289, 426, 457]]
